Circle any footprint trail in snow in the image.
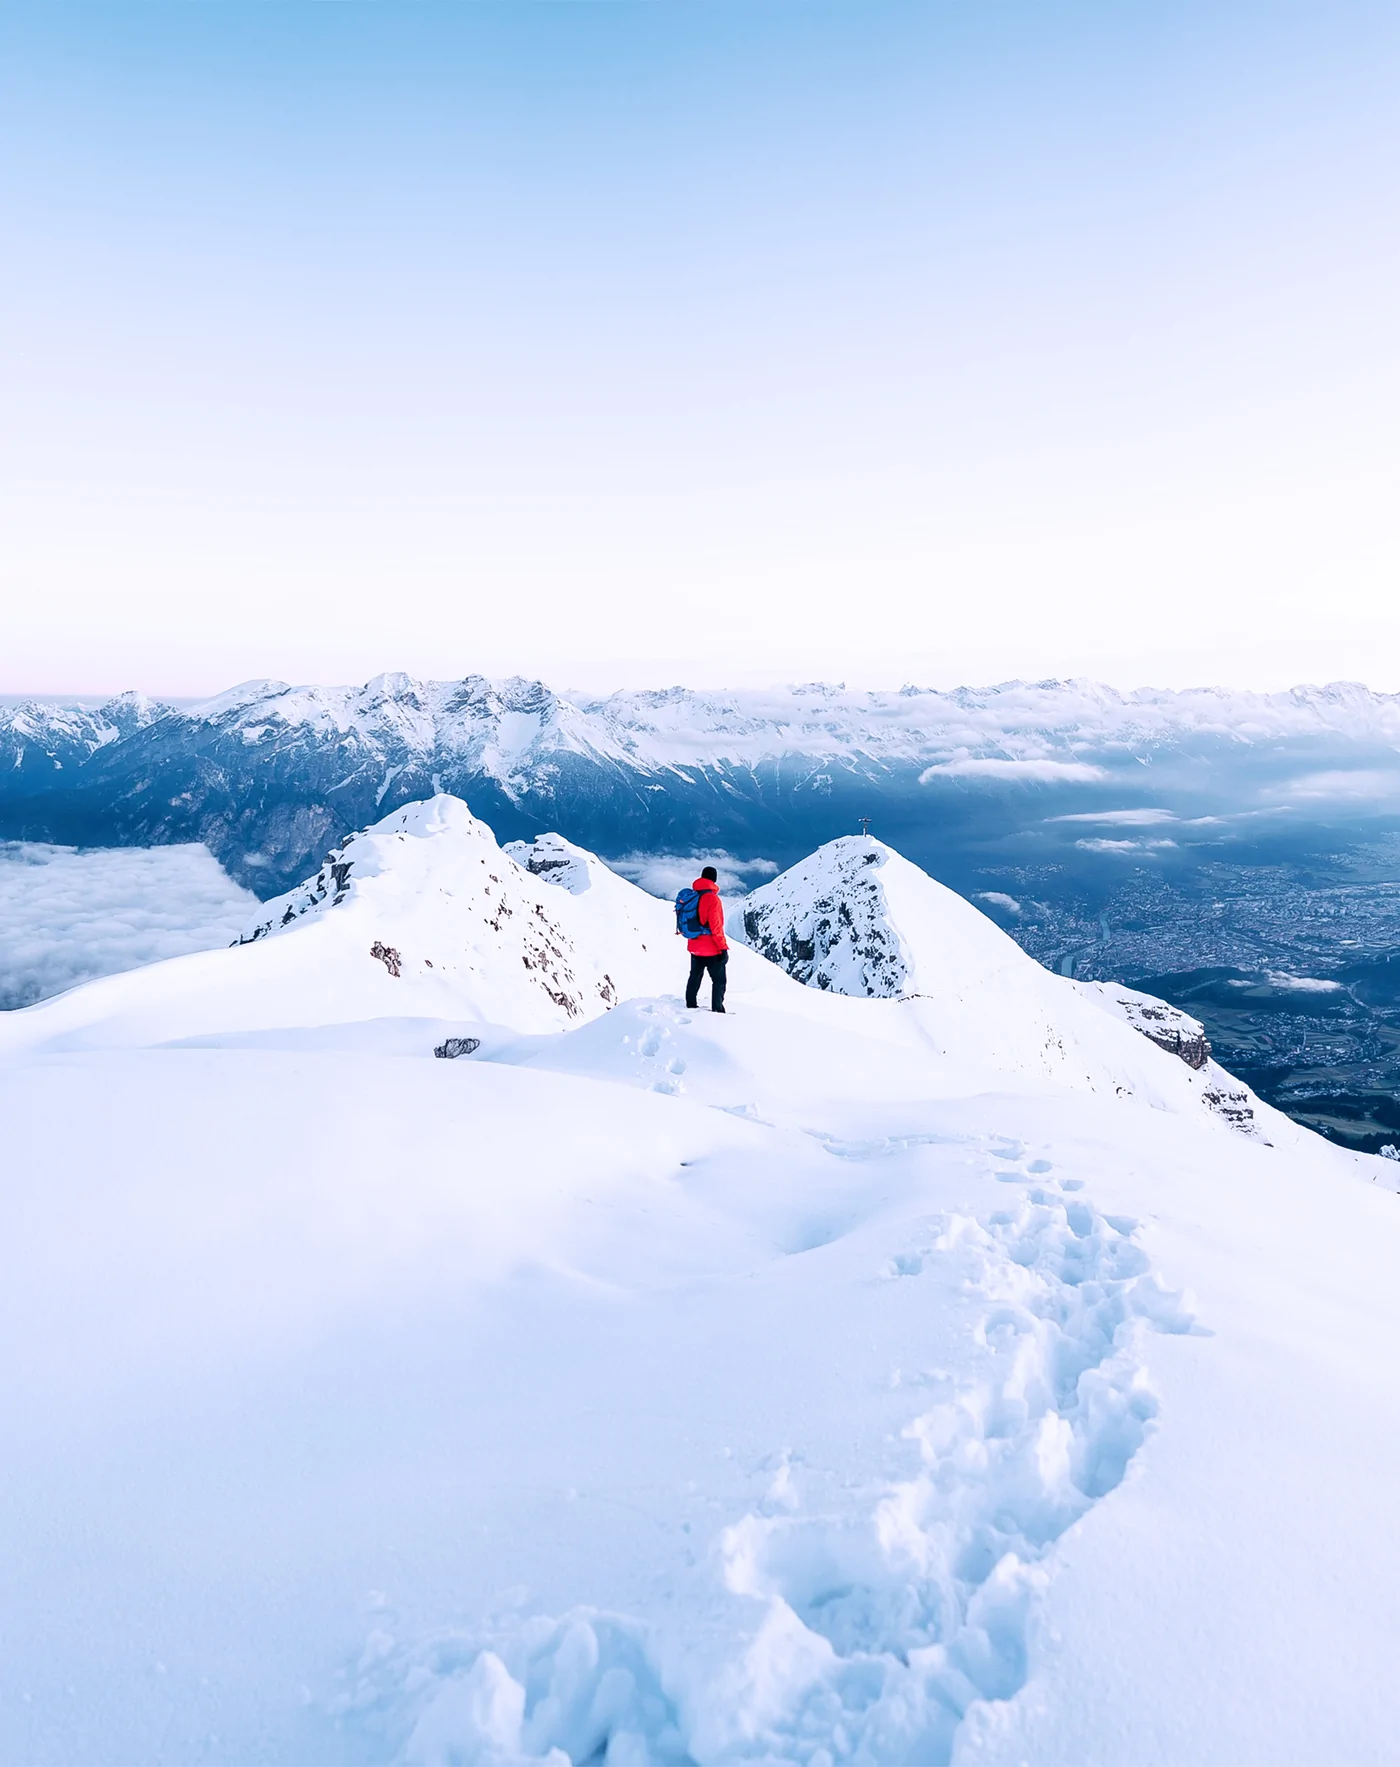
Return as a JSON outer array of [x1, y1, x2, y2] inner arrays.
[[346, 1158, 1197, 1767], [702, 1185, 1196, 1764]]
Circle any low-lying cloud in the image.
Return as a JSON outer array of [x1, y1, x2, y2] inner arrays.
[[1279, 769, 1400, 802], [607, 850, 779, 900], [1049, 808, 1180, 826], [1075, 837, 1179, 855], [976, 891, 1022, 915], [1265, 972, 1345, 993], [0, 842, 258, 1011], [920, 758, 1108, 785]]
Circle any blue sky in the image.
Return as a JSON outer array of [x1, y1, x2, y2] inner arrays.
[[3, 2, 1398, 695]]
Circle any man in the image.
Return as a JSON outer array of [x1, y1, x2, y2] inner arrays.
[[683, 865, 728, 1013]]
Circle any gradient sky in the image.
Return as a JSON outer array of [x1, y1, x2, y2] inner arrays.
[[3, 1, 1398, 697]]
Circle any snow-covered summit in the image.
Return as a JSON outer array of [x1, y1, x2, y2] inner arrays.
[[739, 835, 952, 998], [739, 833, 1273, 1135], [0, 691, 168, 770], [0, 795, 678, 1052]]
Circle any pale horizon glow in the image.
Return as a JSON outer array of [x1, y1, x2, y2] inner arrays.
[[3, 2, 1398, 700]]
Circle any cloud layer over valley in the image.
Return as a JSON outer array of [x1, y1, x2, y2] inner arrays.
[[0, 843, 258, 1010]]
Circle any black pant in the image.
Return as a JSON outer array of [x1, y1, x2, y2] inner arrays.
[[686, 952, 728, 1012]]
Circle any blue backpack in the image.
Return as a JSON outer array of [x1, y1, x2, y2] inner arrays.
[[675, 886, 708, 939]]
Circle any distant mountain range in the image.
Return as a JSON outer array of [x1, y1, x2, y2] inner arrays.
[[7, 671, 1400, 896]]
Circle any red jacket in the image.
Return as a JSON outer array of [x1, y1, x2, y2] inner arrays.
[[687, 877, 728, 955]]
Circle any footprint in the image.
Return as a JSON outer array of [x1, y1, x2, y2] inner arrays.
[[354, 1191, 1199, 1767], [715, 1190, 1196, 1761]]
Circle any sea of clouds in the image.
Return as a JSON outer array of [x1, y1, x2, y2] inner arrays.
[[0, 843, 258, 1010], [607, 850, 778, 900]]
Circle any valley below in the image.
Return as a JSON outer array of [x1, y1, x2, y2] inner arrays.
[[985, 837, 1400, 1152]]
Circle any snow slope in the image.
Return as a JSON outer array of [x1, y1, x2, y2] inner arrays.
[[3, 800, 1399, 1766]]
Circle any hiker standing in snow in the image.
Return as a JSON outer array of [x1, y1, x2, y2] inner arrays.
[[676, 866, 729, 1013]]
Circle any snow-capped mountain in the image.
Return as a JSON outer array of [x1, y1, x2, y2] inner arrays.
[[739, 833, 1267, 1135], [0, 796, 681, 1050], [0, 796, 1275, 1136], [0, 690, 164, 787], [737, 835, 926, 997], [9, 671, 1400, 892], [4, 793, 1398, 1764]]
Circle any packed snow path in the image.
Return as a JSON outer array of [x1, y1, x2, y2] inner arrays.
[[3, 798, 1399, 1766]]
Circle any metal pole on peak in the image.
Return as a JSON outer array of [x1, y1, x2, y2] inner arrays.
[[858, 816, 872, 839]]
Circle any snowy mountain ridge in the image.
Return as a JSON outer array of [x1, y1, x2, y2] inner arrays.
[[4, 793, 1399, 1765], [14, 670, 1400, 776], [0, 795, 1283, 1134], [10, 670, 1400, 893]]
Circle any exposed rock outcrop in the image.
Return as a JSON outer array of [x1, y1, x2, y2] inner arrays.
[[1077, 982, 1211, 1069]]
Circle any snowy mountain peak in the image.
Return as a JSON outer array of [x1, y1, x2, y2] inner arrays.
[[0, 795, 683, 1056], [10, 827, 1400, 1766], [741, 829, 1272, 1135], [18, 668, 1400, 900], [740, 836, 914, 998], [225, 794, 676, 1032], [237, 795, 495, 941], [736, 831, 1051, 1006]]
